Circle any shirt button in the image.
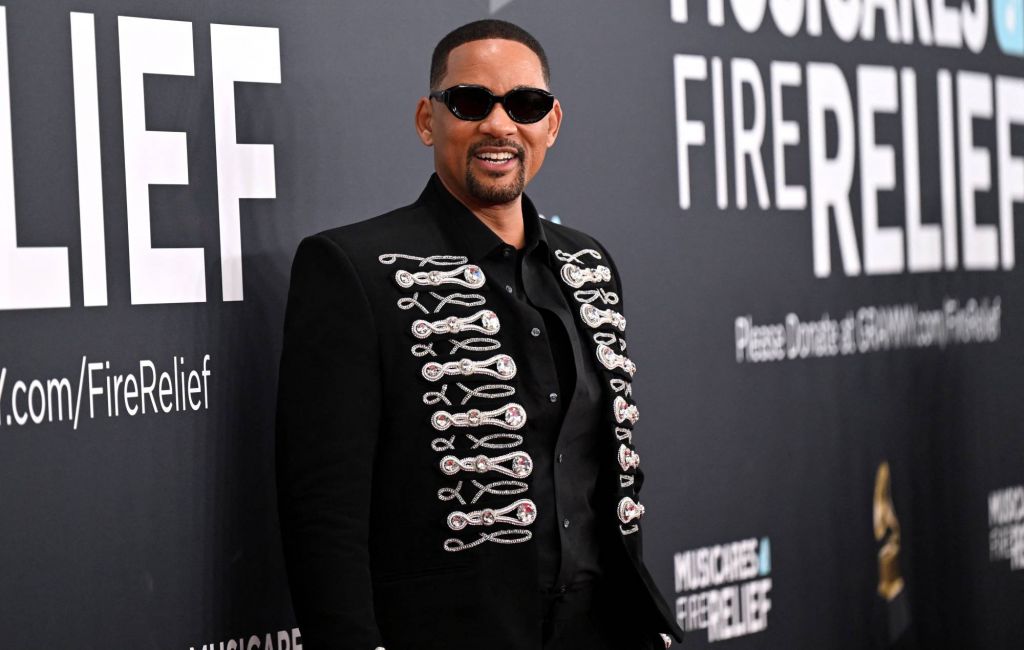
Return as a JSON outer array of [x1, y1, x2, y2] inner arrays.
[[505, 284, 514, 294], [503, 247, 512, 258], [559, 584, 568, 594], [562, 518, 571, 529], [557, 453, 564, 464], [549, 393, 558, 403], [531, 327, 541, 337]]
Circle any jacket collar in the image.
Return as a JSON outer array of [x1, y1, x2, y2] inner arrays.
[[417, 173, 549, 263]]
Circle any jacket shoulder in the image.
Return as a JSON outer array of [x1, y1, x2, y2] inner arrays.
[[541, 219, 621, 271]]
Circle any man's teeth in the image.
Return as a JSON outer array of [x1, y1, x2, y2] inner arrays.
[[476, 152, 515, 162]]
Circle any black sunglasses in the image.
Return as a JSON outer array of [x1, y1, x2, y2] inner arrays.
[[429, 85, 555, 124]]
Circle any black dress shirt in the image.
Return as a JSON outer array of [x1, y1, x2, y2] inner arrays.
[[431, 176, 606, 592]]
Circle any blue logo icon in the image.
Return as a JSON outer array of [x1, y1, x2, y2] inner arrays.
[[759, 537, 772, 576], [995, 0, 1024, 56]]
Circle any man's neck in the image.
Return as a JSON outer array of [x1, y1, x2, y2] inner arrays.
[[437, 175, 526, 249], [470, 201, 526, 250]]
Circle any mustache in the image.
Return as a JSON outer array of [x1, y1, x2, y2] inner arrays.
[[467, 139, 525, 159]]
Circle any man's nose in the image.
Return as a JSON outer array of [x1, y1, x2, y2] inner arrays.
[[478, 101, 518, 137]]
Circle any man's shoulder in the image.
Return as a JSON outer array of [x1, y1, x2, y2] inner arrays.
[[311, 199, 434, 253]]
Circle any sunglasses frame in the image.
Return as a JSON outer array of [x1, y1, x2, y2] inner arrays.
[[429, 84, 555, 124]]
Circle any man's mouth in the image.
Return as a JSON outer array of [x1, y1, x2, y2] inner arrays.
[[469, 142, 524, 173], [475, 151, 517, 163]]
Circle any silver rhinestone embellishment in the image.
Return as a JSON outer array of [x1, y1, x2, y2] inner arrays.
[[446, 498, 537, 531], [613, 396, 639, 425], [617, 497, 645, 524], [439, 451, 534, 478], [431, 403, 528, 431], [596, 344, 637, 377], [411, 309, 501, 339], [421, 354, 518, 382], [517, 502, 536, 524], [617, 444, 640, 471]]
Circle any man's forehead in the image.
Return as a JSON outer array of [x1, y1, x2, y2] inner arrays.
[[441, 38, 547, 89]]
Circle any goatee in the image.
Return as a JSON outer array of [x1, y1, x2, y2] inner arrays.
[[465, 140, 527, 205]]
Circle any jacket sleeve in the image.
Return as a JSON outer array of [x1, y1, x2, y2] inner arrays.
[[597, 239, 682, 648], [275, 234, 384, 650], [596, 240, 645, 496]]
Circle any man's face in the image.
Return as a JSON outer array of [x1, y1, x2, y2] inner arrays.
[[416, 38, 562, 210]]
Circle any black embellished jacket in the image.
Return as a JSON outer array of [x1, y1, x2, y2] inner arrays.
[[275, 176, 683, 650]]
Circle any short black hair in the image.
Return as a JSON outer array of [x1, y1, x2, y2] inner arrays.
[[430, 19, 550, 91]]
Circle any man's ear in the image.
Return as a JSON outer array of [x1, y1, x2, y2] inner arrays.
[[545, 98, 563, 147], [415, 97, 434, 146]]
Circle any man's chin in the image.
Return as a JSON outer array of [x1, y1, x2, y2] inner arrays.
[[466, 173, 524, 205]]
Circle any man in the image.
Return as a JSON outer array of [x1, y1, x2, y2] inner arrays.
[[276, 19, 683, 650]]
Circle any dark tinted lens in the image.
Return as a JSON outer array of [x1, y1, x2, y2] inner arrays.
[[447, 86, 494, 120], [504, 89, 554, 123]]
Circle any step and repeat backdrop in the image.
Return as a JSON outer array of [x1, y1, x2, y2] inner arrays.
[[0, 0, 1021, 647]]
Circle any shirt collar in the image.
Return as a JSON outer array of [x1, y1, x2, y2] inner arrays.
[[419, 173, 548, 263]]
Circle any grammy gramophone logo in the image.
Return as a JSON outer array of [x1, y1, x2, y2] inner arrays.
[[873, 461, 905, 601], [873, 461, 911, 645]]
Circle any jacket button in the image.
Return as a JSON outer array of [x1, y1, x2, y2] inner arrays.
[[562, 518, 570, 529], [531, 327, 541, 337], [557, 453, 564, 464], [505, 284, 514, 294], [559, 584, 568, 593], [549, 393, 558, 403]]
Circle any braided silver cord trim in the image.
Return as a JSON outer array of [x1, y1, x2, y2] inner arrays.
[[593, 331, 627, 352], [397, 292, 429, 314], [378, 253, 467, 266], [444, 529, 532, 552], [467, 432, 524, 449], [449, 337, 501, 353], [554, 248, 602, 264], [615, 427, 633, 444], [430, 291, 486, 311], [423, 384, 451, 405], [609, 378, 632, 396], [431, 436, 456, 452], [574, 288, 620, 305], [438, 479, 529, 505], [411, 342, 437, 357], [456, 382, 515, 404]]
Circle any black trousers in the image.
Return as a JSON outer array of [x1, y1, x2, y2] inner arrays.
[[541, 581, 657, 650]]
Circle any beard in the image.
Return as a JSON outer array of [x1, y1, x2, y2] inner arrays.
[[465, 140, 527, 205]]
